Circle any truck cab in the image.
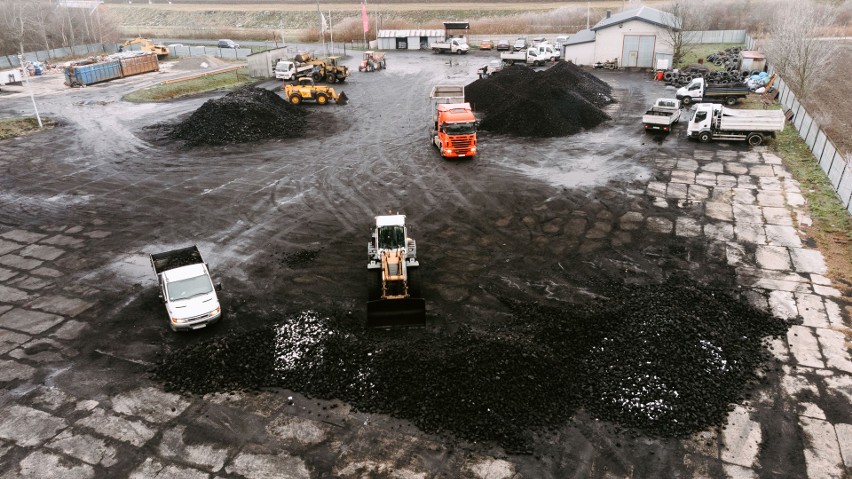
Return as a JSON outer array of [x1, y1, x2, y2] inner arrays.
[[275, 60, 312, 80], [435, 103, 478, 158]]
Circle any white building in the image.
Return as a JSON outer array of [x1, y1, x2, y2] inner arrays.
[[377, 30, 444, 50], [563, 6, 678, 69]]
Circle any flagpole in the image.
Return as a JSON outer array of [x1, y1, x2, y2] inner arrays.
[[329, 9, 334, 55], [362, 0, 368, 49], [316, 0, 326, 57]]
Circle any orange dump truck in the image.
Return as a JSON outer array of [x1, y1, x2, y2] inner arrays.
[[430, 84, 478, 159]]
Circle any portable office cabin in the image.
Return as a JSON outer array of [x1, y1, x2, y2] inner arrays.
[[739, 51, 766, 72], [378, 30, 444, 50]]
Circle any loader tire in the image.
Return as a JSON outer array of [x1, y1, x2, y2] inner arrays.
[[316, 93, 329, 105], [289, 94, 302, 105], [312, 72, 322, 82], [326, 73, 336, 83], [368, 270, 381, 300], [407, 267, 422, 298]]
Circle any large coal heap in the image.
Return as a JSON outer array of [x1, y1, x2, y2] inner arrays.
[[170, 86, 308, 146], [466, 61, 615, 138], [153, 279, 788, 453]]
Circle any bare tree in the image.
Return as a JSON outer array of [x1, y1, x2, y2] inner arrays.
[[0, 0, 117, 55], [660, 0, 709, 67], [763, 0, 840, 101]]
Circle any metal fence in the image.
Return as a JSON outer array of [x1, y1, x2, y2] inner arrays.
[[744, 34, 852, 214], [682, 30, 747, 44], [0, 41, 252, 69]]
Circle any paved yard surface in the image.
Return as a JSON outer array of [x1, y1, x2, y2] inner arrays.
[[0, 51, 849, 478]]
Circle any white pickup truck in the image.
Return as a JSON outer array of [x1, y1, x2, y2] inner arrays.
[[430, 38, 470, 54], [642, 98, 681, 133], [500, 47, 547, 66], [533, 42, 560, 61], [150, 245, 222, 332]]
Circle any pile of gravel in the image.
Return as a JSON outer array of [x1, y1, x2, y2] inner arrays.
[[170, 86, 308, 146], [152, 278, 788, 452], [465, 61, 615, 137]]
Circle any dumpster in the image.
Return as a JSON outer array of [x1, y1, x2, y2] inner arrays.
[[119, 53, 160, 77], [64, 60, 122, 87]]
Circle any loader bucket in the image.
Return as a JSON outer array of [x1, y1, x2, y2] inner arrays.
[[366, 298, 426, 328], [336, 91, 349, 105]]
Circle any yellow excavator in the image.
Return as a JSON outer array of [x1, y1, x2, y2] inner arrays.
[[119, 37, 169, 59]]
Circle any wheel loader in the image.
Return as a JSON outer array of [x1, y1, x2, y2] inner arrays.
[[366, 215, 426, 327], [283, 78, 348, 105]]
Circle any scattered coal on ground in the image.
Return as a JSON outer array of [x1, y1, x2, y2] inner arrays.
[[169, 86, 308, 146], [152, 278, 789, 453], [465, 61, 615, 138]]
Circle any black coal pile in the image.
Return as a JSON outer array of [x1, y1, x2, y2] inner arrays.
[[465, 61, 615, 137], [153, 279, 788, 452], [170, 86, 308, 146]]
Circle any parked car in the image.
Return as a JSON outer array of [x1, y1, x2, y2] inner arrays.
[[513, 38, 527, 51], [479, 39, 494, 50], [217, 39, 239, 49], [495, 39, 511, 51]]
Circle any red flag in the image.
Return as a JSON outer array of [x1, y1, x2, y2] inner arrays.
[[361, 1, 369, 33]]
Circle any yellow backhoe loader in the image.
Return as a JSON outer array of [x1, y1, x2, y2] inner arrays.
[[283, 78, 348, 105]]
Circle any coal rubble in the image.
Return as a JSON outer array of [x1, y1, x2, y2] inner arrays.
[[153, 279, 788, 452], [465, 61, 615, 137], [169, 86, 308, 146]]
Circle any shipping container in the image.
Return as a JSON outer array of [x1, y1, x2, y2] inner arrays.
[[119, 53, 159, 77], [64, 60, 122, 87]]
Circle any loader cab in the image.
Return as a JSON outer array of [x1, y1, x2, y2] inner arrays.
[[378, 225, 406, 250]]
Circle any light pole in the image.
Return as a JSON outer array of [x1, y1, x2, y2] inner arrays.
[[18, 55, 43, 129]]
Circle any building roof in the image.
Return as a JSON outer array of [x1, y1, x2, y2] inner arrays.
[[378, 29, 444, 38], [591, 6, 679, 31], [563, 29, 596, 46]]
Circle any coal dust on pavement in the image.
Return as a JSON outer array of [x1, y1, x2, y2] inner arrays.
[[153, 278, 788, 453]]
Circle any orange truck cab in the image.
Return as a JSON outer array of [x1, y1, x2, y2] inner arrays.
[[430, 84, 478, 159], [434, 103, 477, 158]]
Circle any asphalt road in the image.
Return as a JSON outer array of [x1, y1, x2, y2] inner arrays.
[[0, 49, 849, 478]]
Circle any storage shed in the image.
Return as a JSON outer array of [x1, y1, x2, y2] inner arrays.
[[562, 6, 679, 68], [377, 30, 444, 50], [247, 47, 291, 78], [739, 51, 766, 72]]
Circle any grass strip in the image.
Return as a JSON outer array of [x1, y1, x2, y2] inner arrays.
[[123, 67, 253, 102], [0, 117, 56, 141]]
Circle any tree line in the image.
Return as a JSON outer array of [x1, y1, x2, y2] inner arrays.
[[0, 0, 118, 56]]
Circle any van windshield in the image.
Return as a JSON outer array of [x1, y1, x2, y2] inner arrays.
[[167, 275, 213, 301]]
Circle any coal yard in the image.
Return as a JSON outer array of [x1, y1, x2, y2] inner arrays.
[[465, 61, 615, 137], [0, 48, 848, 478]]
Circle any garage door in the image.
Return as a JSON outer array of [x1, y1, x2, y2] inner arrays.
[[621, 35, 655, 68]]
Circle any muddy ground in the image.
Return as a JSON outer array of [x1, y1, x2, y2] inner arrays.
[[0, 50, 847, 478]]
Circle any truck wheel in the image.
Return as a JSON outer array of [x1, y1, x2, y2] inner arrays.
[[698, 132, 711, 143], [725, 96, 738, 106], [289, 94, 302, 105], [457, 49, 464, 55], [507, 60, 514, 65], [407, 267, 422, 298], [368, 270, 381, 300], [747, 133, 764, 146], [316, 93, 328, 105], [681, 96, 692, 106]]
